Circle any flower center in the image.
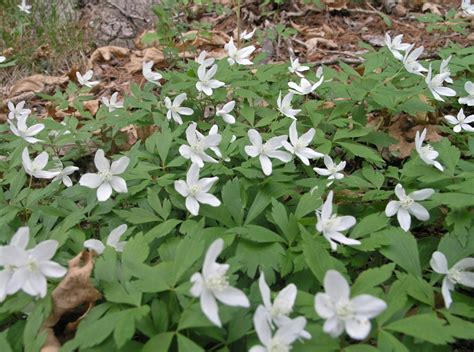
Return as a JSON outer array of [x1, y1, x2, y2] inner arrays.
[[295, 140, 305, 149], [98, 170, 113, 182], [271, 298, 293, 317], [400, 195, 414, 209], [421, 145, 433, 156], [448, 269, 462, 284], [336, 300, 353, 319], [323, 214, 338, 231], [206, 273, 229, 291], [191, 142, 204, 153], [268, 339, 290, 352], [27, 259, 39, 273], [189, 185, 200, 196]]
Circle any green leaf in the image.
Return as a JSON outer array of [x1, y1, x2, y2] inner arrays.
[[377, 330, 409, 352], [301, 228, 347, 284], [385, 314, 455, 345], [114, 208, 161, 224], [337, 141, 384, 164], [379, 229, 422, 277], [352, 263, 395, 296], [143, 332, 175, 352], [351, 212, 388, 239], [177, 334, 205, 352], [178, 304, 215, 330], [344, 345, 379, 352], [245, 190, 271, 224], [103, 282, 142, 306], [295, 186, 324, 219], [222, 178, 244, 226], [172, 236, 204, 284]]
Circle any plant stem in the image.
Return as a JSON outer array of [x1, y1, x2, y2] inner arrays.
[[236, 0, 241, 48]]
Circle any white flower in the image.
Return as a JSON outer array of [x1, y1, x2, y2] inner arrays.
[[384, 33, 411, 61], [22, 148, 60, 179], [196, 64, 225, 96], [179, 123, 221, 167], [425, 64, 456, 102], [174, 163, 221, 216], [8, 101, 31, 120], [402, 45, 427, 76], [195, 124, 223, 159], [282, 121, 323, 165], [216, 101, 236, 124], [462, 0, 474, 16], [315, 270, 387, 340], [439, 55, 453, 84], [76, 70, 99, 88], [0, 56, 6, 63], [195, 50, 214, 68], [430, 251, 474, 309], [288, 77, 324, 95], [51, 161, 79, 187], [18, 0, 31, 13], [240, 28, 256, 40], [190, 239, 249, 327], [316, 191, 359, 251], [277, 91, 301, 120], [258, 272, 311, 341], [316, 66, 324, 79], [444, 108, 474, 133], [8, 115, 44, 144], [415, 128, 444, 171], [1, 227, 67, 299], [101, 92, 123, 112], [0, 227, 30, 301], [225, 37, 255, 66], [48, 121, 71, 138], [250, 305, 309, 352], [313, 155, 346, 183], [385, 184, 434, 232], [79, 149, 129, 202], [288, 57, 310, 77], [164, 93, 193, 125], [142, 61, 162, 85], [458, 81, 474, 106], [84, 224, 128, 255], [244, 129, 292, 176]]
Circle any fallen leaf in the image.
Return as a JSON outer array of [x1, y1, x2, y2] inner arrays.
[[322, 0, 348, 10], [422, 3, 442, 16], [88, 46, 130, 66], [41, 251, 101, 352], [9, 75, 68, 97], [83, 100, 100, 116], [305, 37, 338, 56]]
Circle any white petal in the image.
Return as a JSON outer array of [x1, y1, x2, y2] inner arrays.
[[254, 306, 272, 345], [200, 289, 221, 327], [441, 276, 454, 308], [203, 239, 224, 279], [110, 157, 130, 175], [190, 272, 204, 297], [174, 180, 189, 197], [186, 197, 200, 216], [79, 173, 102, 189], [97, 182, 113, 202], [11, 227, 30, 249], [397, 208, 411, 232], [314, 293, 335, 319], [345, 317, 372, 340], [195, 193, 221, 207], [214, 286, 250, 307], [351, 294, 387, 318], [39, 261, 67, 278], [430, 251, 449, 274], [324, 270, 350, 301], [84, 239, 106, 255], [106, 224, 127, 248], [259, 155, 273, 176], [385, 201, 400, 217], [110, 176, 128, 193], [409, 188, 434, 201], [94, 149, 110, 173], [323, 316, 344, 338], [408, 203, 429, 221], [452, 257, 474, 271], [258, 272, 272, 310], [30, 240, 58, 261]]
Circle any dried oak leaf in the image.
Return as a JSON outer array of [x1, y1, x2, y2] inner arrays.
[[9, 75, 68, 98], [322, 0, 348, 10], [41, 251, 101, 352], [88, 46, 130, 67]]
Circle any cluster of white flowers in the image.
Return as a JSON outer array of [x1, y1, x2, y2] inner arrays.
[[192, 240, 388, 347]]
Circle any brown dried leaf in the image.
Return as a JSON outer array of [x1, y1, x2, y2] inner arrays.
[[83, 100, 100, 116], [422, 3, 442, 16], [9, 75, 68, 97], [322, 0, 348, 10], [88, 46, 130, 66], [290, 21, 325, 38], [305, 37, 338, 56], [41, 251, 101, 352], [125, 47, 166, 73], [176, 30, 230, 50]]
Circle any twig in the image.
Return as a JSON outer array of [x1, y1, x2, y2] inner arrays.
[[310, 57, 365, 66]]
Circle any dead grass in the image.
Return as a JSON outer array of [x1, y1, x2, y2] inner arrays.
[[0, 0, 91, 88]]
